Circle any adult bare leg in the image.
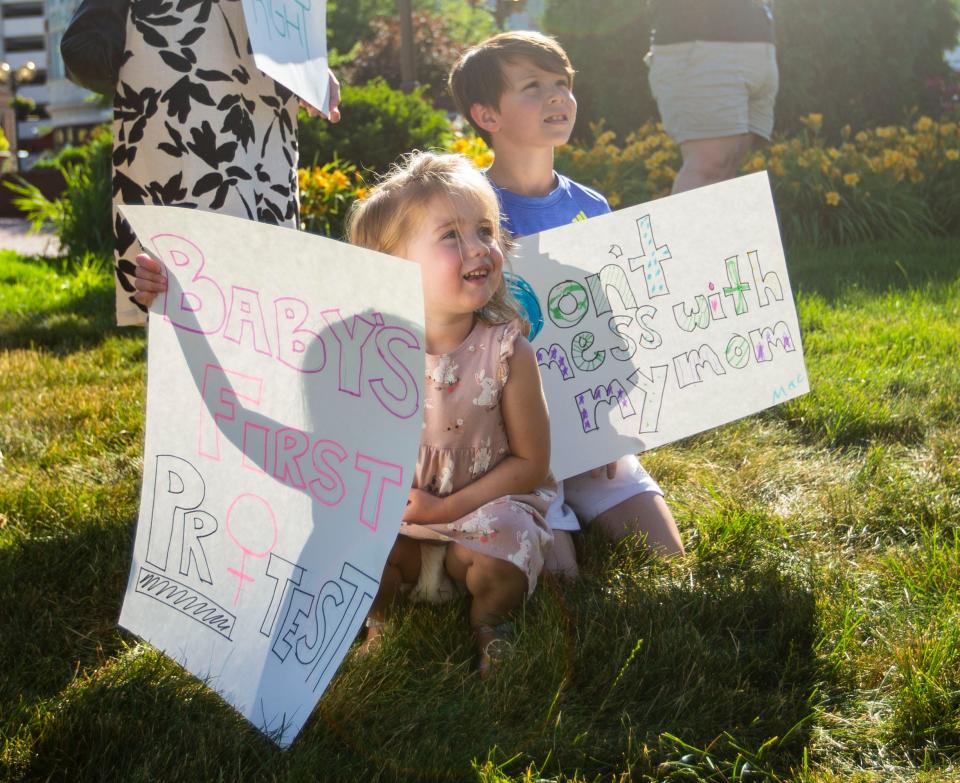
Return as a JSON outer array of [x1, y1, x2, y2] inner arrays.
[[672, 133, 754, 194]]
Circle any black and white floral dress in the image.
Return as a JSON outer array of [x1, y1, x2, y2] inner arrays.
[[113, 0, 300, 325]]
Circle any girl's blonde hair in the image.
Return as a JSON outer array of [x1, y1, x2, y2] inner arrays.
[[346, 151, 527, 331]]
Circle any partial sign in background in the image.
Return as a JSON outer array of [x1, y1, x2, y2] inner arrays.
[[516, 172, 809, 479], [240, 0, 330, 114], [118, 206, 424, 747]]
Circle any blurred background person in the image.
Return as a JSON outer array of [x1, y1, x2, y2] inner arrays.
[[646, 0, 778, 193]]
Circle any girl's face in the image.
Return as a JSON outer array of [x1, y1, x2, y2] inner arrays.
[[401, 193, 504, 322]]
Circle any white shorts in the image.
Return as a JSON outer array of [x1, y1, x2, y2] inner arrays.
[[648, 41, 778, 145], [545, 455, 663, 532]]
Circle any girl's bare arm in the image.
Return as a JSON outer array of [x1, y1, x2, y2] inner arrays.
[[403, 336, 550, 525]]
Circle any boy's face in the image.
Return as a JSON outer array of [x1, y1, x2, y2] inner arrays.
[[473, 57, 576, 151]]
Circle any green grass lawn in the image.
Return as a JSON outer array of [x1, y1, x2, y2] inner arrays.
[[1, 238, 959, 782]]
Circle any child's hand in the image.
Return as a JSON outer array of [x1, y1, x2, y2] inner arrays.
[[403, 488, 448, 525], [589, 461, 619, 480], [133, 253, 167, 308]]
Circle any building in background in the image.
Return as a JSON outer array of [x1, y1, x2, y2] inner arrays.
[[44, 0, 111, 151], [0, 0, 49, 166], [0, 0, 110, 170]]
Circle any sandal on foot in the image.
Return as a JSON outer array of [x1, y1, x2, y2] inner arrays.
[[356, 617, 387, 656], [472, 621, 514, 679]]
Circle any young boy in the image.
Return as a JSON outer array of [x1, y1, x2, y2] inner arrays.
[[448, 31, 684, 577]]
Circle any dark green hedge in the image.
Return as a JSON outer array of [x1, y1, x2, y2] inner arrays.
[[543, 0, 960, 141], [297, 78, 451, 176]]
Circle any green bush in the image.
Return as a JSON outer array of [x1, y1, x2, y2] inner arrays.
[[542, 0, 654, 144], [297, 78, 451, 176], [558, 115, 960, 246], [31, 143, 92, 171], [775, 0, 960, 137], [6, 126, 113, 259], [327, 0, 495, 57], [344, 11, 471, 106], [543, 0, 960, 141]]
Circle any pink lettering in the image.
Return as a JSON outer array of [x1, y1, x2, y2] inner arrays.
[[310, 439, 348, 507], [273, 427, 310, 490], [369, 325, 421, 419], [224, 286, 273, 357], [321, 309, 381, 397], [275, 296, 326, 373], [353, 453, 404, 532], [199, 365, 263, 461], [151, 233, 226, 334], [241, 421, 269, 474]]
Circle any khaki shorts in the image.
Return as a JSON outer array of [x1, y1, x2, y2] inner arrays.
[[647, 41, 778, 145]]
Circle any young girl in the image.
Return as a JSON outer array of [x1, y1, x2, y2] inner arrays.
[[132, 152, 555, 676], [347, 152, 554, 675]]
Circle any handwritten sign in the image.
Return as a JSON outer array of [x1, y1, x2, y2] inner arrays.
[[117, 206, 424, 747], [240, 0, 329, 113], [516, 172, 809, 479]]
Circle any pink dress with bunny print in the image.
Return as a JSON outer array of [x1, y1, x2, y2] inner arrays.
[[399, 319, 555, 595]]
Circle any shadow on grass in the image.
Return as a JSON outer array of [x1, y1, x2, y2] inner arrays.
[[0, 521, 134, 716], [4, 533, 820, 782], [0, 254, 138, 355], [541, 531, 820, 780], [786, 237, 960, 302]]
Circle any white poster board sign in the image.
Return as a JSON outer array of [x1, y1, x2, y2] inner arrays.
[[240, 0, 329, 114], [118, 206, 424, 747], [516, 172, 809, 479]]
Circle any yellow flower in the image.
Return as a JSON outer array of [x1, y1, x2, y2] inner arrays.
[[855, 131, 870, 144], [801, 113, 823, 131], [769, 158, 785, 177], [914, 116, 934, 132], [607, 192, 621, 208], [825, 191, 841, 206], [843, 172, 860, 186], [946, 149, 960, 161], [883, 149, 904, 168]]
